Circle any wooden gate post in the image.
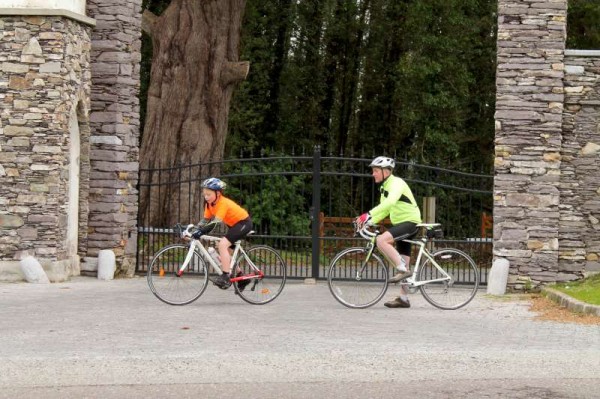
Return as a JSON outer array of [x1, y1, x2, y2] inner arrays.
[[422, 197, 436, 223]]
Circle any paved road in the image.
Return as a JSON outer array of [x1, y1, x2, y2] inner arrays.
[[1, 277, 599, 398]]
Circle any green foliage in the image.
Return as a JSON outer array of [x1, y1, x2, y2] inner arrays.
[[228, 0, 498, 173], [567, 0, 600, 49], [223, 152, 311, 235], [141, 0, 595, 174], [228, 0, 299, 156], [394, 0, 496, 170]]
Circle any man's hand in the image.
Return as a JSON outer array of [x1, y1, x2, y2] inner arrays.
[[191, 230, 203, 240], [356, 213, 372, 229]]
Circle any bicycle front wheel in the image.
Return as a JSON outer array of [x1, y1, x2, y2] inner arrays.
[[234, 245, 286, 305], [418, 248, 479, 310], [147, 244, 209, 305], [328, 248, 388, 309]]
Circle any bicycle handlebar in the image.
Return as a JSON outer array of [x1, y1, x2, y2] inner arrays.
[[174, 223, 221, 243], [355, 222, 379, 239], [175, 223, 195, 239]]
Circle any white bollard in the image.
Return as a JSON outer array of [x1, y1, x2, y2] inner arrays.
[[97, 250, 116, 280], [487, 258, 510, 295], [20, 256, 50, 284]]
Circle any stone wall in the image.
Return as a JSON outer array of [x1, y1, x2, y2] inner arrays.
[[0, 15, 92, 281], [494, 0, 567, 289], [560, 50, 600, 274], [495, 0, 600, 289], [84, 0, 141, 277]]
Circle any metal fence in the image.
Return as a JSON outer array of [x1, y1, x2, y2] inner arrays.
[[137, 147, 493, 282]]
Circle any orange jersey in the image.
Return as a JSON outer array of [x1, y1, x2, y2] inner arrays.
[[203, 195, 249, 227]]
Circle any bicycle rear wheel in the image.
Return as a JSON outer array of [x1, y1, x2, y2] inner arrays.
[[234, 245, 286, 305], [147, 244, 209, 305], [328, 248, 388, 309], [418, 248, 479, 310]]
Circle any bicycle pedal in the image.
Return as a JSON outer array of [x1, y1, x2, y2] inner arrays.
[[213, 281, 229, 290]]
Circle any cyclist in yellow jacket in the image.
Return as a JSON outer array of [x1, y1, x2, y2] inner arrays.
[[356, 156, 422, 308], [192, 177, 253, 290]]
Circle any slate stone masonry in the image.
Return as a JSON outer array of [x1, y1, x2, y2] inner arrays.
[[560, 50, 600, 275], [0, 15, 92, 280], [85, 0, 142, 277], [495, 0, 600, 289], [494, 0, 567, 289], [0, 1, 142, 281]]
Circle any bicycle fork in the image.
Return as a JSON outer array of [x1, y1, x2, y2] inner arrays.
[[356, 241, 377, 280]]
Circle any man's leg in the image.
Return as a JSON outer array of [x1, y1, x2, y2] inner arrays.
[[378, 230, 412, 308], [376, 231, 401, 265], [377, 232, 412, 283]]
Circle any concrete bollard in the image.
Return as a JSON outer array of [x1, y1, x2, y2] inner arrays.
[[487, 258, 510, 295], [20, 256, 50, 284], [97, 250, 116, 280]]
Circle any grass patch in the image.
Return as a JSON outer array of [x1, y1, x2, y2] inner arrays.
[[552, 274, 600, 305]]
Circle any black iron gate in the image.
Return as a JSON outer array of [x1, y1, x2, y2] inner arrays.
[[137, 147, 493, 282]]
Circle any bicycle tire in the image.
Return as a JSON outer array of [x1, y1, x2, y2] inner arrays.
[[328, 247, 389, 309], [233, 245, 286, 305], [147, 244, 209, 305], [418, 248, 479, 310]]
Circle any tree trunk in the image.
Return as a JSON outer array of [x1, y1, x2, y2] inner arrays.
[[139, 0, 248, 227]]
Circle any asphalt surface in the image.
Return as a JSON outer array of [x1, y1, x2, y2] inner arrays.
[[1, 276, 599, 398]]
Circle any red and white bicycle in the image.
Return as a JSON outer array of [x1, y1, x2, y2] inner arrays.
[[147, 224, 286, 305]]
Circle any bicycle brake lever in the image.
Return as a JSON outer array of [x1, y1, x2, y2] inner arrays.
[[179, 224, 195, 239]]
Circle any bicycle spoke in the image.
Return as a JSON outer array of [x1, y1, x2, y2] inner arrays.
[[234, 246, 286, 305], [147, 244, 209, 305], [418, 248, 479, 310], [328, 248, 388, 308]]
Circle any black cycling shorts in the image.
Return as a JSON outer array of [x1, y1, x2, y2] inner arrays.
[[386, 221, 418, 256], [225, 217, 253, 245]]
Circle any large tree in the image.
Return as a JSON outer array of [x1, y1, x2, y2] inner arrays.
[[139, 0, 248, 226]]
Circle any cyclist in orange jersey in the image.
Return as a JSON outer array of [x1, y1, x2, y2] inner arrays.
[[192, 177, 253, 289]]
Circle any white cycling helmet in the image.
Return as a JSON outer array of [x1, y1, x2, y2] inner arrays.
[[369, 156, 395, 170]]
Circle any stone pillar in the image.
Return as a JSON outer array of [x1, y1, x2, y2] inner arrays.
[[494, 0, 567, 289], [86, 0, 141, 277], [0, 5, 94, 281], [560, 50, 600, 276]]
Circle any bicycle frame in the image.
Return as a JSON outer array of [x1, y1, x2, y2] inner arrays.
[[176, 231, 264, 284], [358, 225, 452, 287], [356, 237, 378, 280], [401, 238, 452, 287]]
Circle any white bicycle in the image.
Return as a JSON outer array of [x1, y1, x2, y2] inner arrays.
[[328, 223, 479, 309], [147, 224, 287, 305]]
